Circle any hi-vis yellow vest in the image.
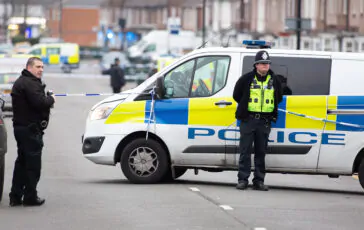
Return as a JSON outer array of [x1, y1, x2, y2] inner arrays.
[[248, 75, 275, 113]]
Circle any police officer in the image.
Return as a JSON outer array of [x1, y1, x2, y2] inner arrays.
[[9, 57, 55, 206], [233, 50, 282, 191], [102, 58, 126, 93]]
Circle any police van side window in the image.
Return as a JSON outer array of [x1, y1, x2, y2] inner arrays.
[[191, 56, 230, 97], [46, 47, 60, 55], [242, 56, 331, 95], [163, 59, 195, 98], [30, 48, 41, 55]]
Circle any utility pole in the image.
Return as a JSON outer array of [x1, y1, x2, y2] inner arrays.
[[167, 0, 171, 17], [346, 0, 350, 31], [296, 0, 301, 50], [323, 0, 327, 32], [59, 0, 63, 40], [202, 0, 206, 45], [22, 0, 28, 37], [338, 0, 350, 52], [119, 0, 126, 51], [1, 0, 8, 43], [240, 0, 245, 32]]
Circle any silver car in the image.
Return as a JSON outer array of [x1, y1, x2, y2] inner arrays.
[[0, 72, 19, 112]]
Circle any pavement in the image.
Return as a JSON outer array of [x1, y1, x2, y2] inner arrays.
[[0, 73, 363, 230]]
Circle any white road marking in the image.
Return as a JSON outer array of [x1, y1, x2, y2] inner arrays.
[[254, 228, 267, 230], [219, 205, 233, 210], [189, 187, 200, 192]]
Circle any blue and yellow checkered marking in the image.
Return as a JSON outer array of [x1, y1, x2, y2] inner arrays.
[[105, 95, 364, 132], [188, 97, 237, 126], [105, 101, 146, 124], [145, 98, 189, 125], [336, 96, 364, 131], [325, 96, 337, 131], [285, 96, 327, 129], [271, 96, 287, 129]]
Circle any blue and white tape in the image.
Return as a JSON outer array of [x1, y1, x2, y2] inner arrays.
[[53, 93, 114, 97], [2, 91, 363, 130], [146, 86, 157, 140], [0, 92, 150, 97], [278, 108, 364, 129]]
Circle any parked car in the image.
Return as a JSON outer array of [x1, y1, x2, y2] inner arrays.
[[100, 51, 132, 73], [0, 72, 19, 112], [100, 51, 149, 83], [0, 98, 7, 202]]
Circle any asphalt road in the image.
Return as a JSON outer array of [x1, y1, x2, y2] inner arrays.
[[0, 73, 363, 230]]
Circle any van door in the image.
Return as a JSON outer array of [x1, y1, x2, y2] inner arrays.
[[318, 95, 364, 173], [228, 54, 331, 171], [46, 47, 61, 65], [142, 53, 240, 167]]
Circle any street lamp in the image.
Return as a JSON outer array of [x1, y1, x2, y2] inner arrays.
[[202, 0, 206, 45]]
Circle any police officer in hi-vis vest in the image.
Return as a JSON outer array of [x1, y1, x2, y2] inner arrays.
[[233, 50, 283, 191]]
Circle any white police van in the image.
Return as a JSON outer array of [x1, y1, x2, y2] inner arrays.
[[82, 40, 364, 190]]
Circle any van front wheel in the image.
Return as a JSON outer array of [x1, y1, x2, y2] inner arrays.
[[359, 158, 364, 190], [120, 138, 169, 184]]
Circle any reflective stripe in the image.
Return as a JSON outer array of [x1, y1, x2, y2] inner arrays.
[[248, 75, 274, 113]]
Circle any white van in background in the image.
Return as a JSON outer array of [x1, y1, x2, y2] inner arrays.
[[127, 30, 201, 63]]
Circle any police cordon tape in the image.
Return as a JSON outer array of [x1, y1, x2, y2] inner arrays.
[[278, 108, 364, 129], [0, 92, 152, 97], [2, 91, 364, 130], [146, 87, 157, 140]]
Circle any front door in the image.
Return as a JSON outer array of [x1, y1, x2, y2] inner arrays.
[[46, 47, 60, 65], [153, 54, 237, 166]]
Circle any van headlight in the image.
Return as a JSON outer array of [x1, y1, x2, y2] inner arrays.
[[89, 100, 121, 121]]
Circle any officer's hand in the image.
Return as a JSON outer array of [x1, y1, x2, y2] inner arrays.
[[51, 95, 56, 102], [272, 117, 277, 123]]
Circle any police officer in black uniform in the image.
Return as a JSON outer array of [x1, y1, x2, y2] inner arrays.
[[9, 57, 55, 206], [102, 58, 126, 93], [233, 50, 282, 191]]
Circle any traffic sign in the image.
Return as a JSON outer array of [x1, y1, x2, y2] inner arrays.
[[285, 18, 312, 31], [167, 17, 181, 35]]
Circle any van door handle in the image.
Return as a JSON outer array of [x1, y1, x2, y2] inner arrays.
[[215, 100, 232, 106]]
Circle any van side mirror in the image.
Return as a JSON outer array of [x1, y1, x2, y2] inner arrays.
[[155, 77, 165, 99]]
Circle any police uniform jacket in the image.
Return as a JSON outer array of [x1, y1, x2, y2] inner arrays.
[[11, 69, 55, 127], [102, 64, 125, 88], [233, 69, 283, 121]]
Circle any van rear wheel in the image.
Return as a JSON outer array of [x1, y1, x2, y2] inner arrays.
[[120, 138, 169, 184], [359, 158, 364, 190]]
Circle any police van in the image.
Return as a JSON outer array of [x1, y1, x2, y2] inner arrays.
[[82, 40, 364, 190]]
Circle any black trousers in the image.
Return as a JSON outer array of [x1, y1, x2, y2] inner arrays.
[[10, 125, 44, 201], [112, 87, 121, 93], [238, 116, 271, 184]]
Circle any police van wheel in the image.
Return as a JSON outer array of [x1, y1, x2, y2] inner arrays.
[[359, 158, 364, 190], [0, 155, 4, 202], [120, 138, 169, 184]]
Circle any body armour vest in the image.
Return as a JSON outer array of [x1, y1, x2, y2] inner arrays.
[[248, 75, 275, 113]]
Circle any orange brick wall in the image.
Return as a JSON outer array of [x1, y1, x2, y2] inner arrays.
[[47, 8, 99, 46]]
